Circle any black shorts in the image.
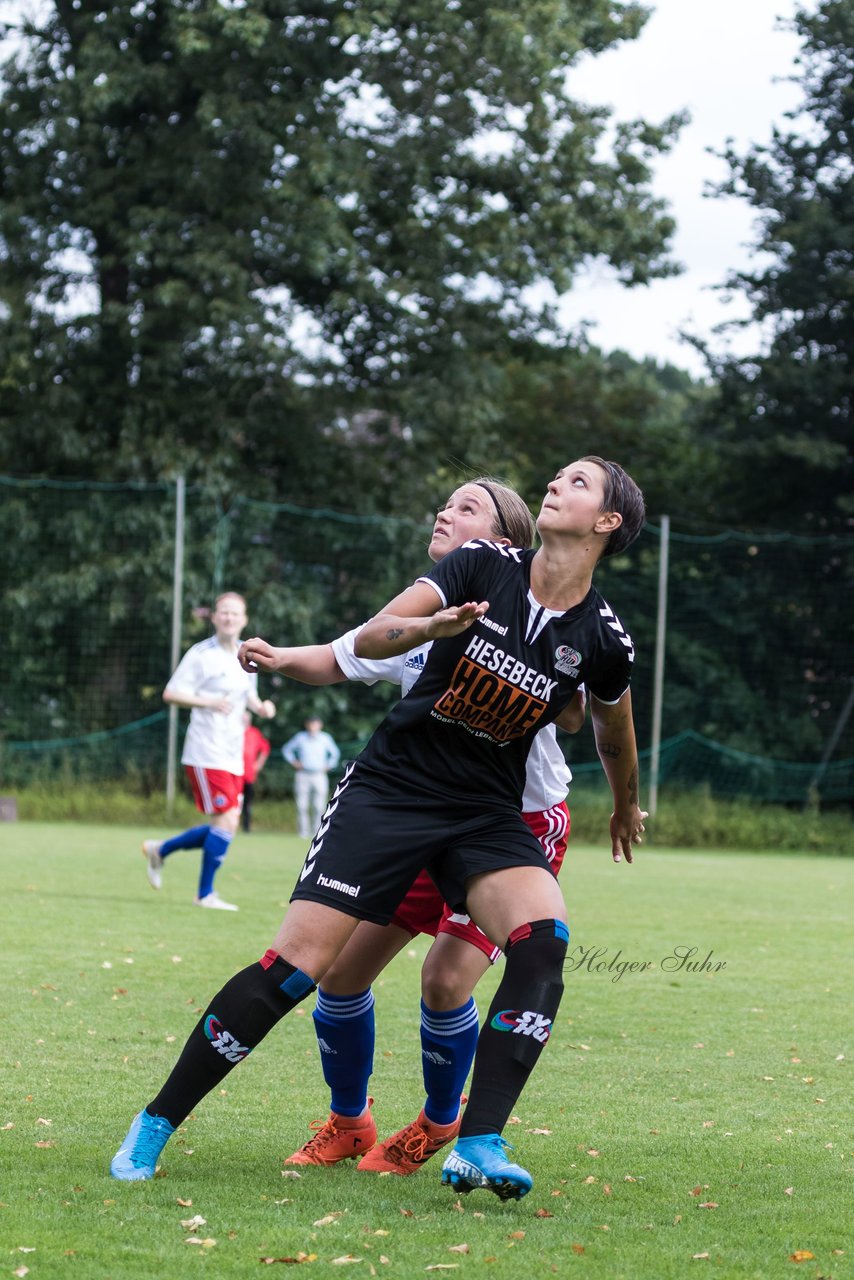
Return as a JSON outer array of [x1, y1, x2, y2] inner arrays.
[[289, 761, 552, 925]]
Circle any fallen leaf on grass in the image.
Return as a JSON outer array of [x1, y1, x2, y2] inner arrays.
[[689, 1186, 708, 1197], [34, 1140, 55, 1148], [508, 1231, 525, 1240], [176, 1198, 193, 1207], [784, 1187, 794, 1196], [699, 1202, 719, 1210], [1, 1123, 14, 1130], [586, 1149, 601, 1157], [583, 1176, 597, 1184], [448, 1244, 469, 1254], [425, 1268, 458, 1273], [314, 1212, 345, 1226], [692, 1252, 709, 1260], [16, 1248, 35, 1253], [788, 1251, 815, 1263], [400, 1208, 414, 1218], [260, 1254, 316, 1264], [36, 1117, 52, 1125], [527, 1128, 552, 1135], [534, 1209, 554, 1219], [13, 1268, 29, 1278], [180, 1215, 207, 1229], [572, 1244, 585, 1255], [330, 1257, 362, 1265], [185, 1236, 217, 1246], [281, 1170, 301, 1179]]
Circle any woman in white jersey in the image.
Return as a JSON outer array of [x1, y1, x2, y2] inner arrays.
[[140, 592, 275, 911], [236, 479, 584, 1175]]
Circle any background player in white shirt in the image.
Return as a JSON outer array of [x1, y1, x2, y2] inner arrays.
[[233, 479, 583, 1175], [141, 592, 275, 911]]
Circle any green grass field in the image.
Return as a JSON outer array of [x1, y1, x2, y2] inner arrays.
[[1, 823, 851, 1279]]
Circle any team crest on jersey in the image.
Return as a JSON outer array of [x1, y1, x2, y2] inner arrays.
[[554, 645, 582, 678]]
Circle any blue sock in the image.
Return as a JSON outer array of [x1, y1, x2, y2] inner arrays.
[[421, 997, 479, 1125], [197, 827, 233, 899], [160, 824, 210, 859], [312, 988, 375, 1117]]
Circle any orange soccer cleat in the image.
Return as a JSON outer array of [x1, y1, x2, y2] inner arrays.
[[283, 1100, 376, 1167], [357, 1104, 464, 1176]]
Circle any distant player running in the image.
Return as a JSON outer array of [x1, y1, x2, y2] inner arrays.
[[140, 592, 275, 911], [112, 458, 645, 1200]]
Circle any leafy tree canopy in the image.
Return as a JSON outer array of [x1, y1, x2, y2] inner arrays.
[[0, 0, 684, 493], [699, 0, 853, 533]]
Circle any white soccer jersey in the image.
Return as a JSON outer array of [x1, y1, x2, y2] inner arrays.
[[166, 636, 258, 774], [331, 626, 572, 811]]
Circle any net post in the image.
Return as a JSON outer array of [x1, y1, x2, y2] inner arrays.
[[166, 475, 186, 814], [649, 515, 670, 819]]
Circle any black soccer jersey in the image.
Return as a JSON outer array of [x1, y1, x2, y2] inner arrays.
[[355, 540, 635, 809]]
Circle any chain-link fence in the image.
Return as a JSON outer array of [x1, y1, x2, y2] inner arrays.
[[1, 476, 852, 806]]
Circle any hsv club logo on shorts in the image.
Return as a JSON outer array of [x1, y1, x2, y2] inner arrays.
[[490, 1009, 553, 1042]]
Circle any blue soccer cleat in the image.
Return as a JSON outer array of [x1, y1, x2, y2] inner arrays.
[[110, 1109, 175, 1181], [441, 1133, 533, 1200]]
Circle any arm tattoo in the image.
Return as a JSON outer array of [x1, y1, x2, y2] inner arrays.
[[600, 742, 621, 759], [627, 764, 639, 805], [385, 627, 404, 641]]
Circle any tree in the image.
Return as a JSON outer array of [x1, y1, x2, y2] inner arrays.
[[0, 0, 684, 498], [700, 0, 853, 534]]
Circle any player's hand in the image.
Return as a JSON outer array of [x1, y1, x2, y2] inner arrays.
[[209, 695, 233, 714], [259, 699, 276, 719], [239, 637, 278, 673], [425, 600, 489, 640], [609, 806, 647, 864]]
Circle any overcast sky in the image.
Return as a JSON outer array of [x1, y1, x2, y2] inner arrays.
[[555, 0, 806, 375]]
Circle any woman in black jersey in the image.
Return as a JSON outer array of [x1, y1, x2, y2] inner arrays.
[[111, 456, 647, 1201]]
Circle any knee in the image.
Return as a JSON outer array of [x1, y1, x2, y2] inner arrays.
[[421, 958, 473, 1011]]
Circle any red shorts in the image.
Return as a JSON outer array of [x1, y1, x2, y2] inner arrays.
[[390, 800, 570, 962], [185, 766, 244, 816]]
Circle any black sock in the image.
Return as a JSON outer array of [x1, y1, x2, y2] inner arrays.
[[148, 950, 316, 1127], [459, 920, 568, 1138]]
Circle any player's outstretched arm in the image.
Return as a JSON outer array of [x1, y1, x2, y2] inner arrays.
[[590, 690, 646, 864], [355, 583, 488, 659], [239, 637, 347, 686]]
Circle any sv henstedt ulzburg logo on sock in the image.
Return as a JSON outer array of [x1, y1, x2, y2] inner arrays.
[[490, 1010, 552, 1042], [204, 1015, 252, 1062]]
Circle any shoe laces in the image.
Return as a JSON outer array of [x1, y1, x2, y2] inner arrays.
[[131, 1115, 172, 1168], [300, 1116, 343, 1153]]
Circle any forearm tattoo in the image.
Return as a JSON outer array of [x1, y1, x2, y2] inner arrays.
[[627, 764, 639, 805], [600, 742, 621, 759], [386, 627, 404, 640]]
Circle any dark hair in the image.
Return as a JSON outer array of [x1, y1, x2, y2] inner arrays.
[[580, 456, 646, 558], [469, 477, 537, 548]]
